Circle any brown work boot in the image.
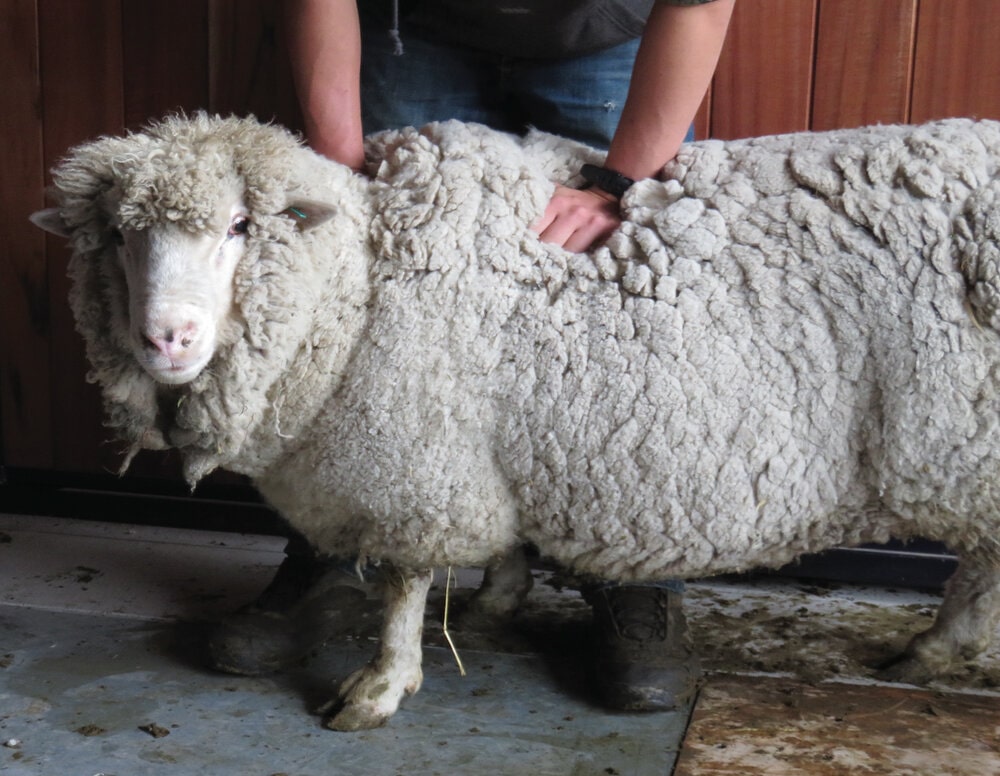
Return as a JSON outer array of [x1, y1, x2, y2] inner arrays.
[[207, 554, 376, 676], [588, 583, 700, 711]]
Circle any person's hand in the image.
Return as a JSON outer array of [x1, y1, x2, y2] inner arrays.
[[532, 183, 621, 252]]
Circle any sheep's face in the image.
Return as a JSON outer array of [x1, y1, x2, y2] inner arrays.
[[30, 114, 343, 391], [115, 199, 248, 385]]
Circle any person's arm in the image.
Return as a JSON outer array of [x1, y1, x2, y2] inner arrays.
[[533, 0, 735, 252], [286, 0, 366, 171]]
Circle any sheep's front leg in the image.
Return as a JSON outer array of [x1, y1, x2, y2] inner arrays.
[[324, 567, 433, 731], [878, 556, 1000, 682]]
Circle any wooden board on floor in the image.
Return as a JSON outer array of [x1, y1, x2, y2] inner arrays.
[[674, 676, 1000, 775]]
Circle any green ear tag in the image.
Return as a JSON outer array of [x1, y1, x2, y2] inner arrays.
[[287, 206, 308, 220]]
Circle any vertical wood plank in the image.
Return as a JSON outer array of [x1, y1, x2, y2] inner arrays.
[[8, 0, 999, 485], [911, 0, 1000, 122], [208, 0, 302, 129], [1, 0, 52, 468], [811, 0, 917, 130], [122, 0, 210, 127], [38, 0, 126, 472], [693, 89, 712, 141], [710, 0, 817, 139]]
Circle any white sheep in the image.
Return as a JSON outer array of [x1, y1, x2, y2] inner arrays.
[[32, 113, 1000, 731]]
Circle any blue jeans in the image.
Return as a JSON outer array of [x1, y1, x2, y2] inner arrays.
[[359, 9, 641, 150]]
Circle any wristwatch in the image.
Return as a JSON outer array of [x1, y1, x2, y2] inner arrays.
[[580, 163, 635, 199]]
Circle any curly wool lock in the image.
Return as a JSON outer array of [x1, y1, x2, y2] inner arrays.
[[35, 113, 1000, 730]]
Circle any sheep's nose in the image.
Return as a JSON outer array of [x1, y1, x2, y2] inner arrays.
[[143, 323, 198, 358]]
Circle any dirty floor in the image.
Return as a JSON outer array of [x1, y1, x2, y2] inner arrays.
[[0, 512, 997, 775]]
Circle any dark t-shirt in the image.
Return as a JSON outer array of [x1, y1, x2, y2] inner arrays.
[[366, 0, 717, 59]]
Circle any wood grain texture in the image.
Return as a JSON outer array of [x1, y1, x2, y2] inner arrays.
[[693, 89, 712, 141], [910, 0, 1000, 122], [122, 0, 209, 128], [37, 0, 126, 472], [208, 0, 302, 129], [811, 0, 917, 130], [709, 0, 818, 139], [7, 0, 1000, 479], [1, 0, 52, 467], [674, 677, 1000, 775]]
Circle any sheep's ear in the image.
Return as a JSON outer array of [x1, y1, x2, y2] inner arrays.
[[279, 200, 337, 232], [30, 208, 72, 238]]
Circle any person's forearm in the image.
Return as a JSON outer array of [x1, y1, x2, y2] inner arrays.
[[286, 0, 366, 170], [605, 0, 735, 181]]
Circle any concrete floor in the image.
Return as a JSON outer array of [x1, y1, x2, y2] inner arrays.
[[0, 513, 688, 775], [0, 512, 997, 775]]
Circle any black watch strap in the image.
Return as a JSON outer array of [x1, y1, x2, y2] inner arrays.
[[580, 163, 635, 199]]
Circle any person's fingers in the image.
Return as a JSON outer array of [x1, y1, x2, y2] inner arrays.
[[532, 185, 621, 250]]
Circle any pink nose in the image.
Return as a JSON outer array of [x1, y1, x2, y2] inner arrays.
[[143, 323, 198, 358]]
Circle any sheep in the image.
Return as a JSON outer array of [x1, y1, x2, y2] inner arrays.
[[31, 113, 1000, 731]]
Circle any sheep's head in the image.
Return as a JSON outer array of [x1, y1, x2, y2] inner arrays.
[[31, 113, 339, 386], [111, 198, 251, 384]]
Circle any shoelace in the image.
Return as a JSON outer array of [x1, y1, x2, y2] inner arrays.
[[605, 587, 669, 642]]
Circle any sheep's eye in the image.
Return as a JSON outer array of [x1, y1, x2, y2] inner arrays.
[[110, 228, 124, 246], [228, 216, 250, 237]]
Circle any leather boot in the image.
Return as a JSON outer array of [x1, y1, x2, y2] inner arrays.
[[207, 553, 375, 676], [587, 583, 701, 711]]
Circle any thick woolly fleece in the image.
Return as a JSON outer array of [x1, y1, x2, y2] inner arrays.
[[53, 115, 1000, 585]]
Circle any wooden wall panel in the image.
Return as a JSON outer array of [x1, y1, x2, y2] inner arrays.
[[812, 0, 917, 130], [5, 0, 1000, 481], [693, 89, 711, 142], [710, 0, 817, 139], [122, 0, 210, 128], [208, 0, 302, 128], [910, 0, 1000, 122], [1, 0, 51, 468], [38, 0, 126, 472]]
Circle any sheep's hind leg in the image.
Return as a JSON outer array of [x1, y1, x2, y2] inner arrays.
[[458, 546, 534, 628], [323, 566, 433, 731], [878, 555, 1000, 683]]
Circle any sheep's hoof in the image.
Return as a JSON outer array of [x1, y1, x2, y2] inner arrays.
[[319, 662, 421, 731], [874, 654, 934, 684], [454, 594, 516, 631], [323, 702, 390, 732]]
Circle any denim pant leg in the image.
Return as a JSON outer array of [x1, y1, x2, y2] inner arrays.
[[505, 39, 640, 149], [359, 16, 694, 150], [358, 10, 642, 147], [508, 39, 696, 149], [359, 10, 513, 133]]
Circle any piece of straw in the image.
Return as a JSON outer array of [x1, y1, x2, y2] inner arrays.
[[442, 566, 467, 676]]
